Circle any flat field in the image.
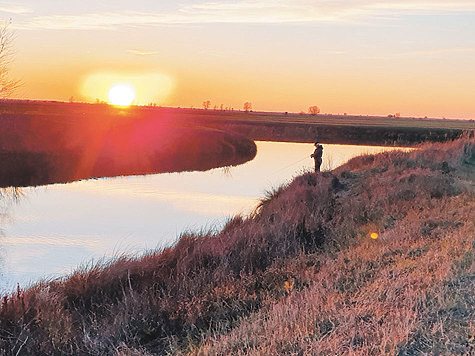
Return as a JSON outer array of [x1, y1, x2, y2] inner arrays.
[[2, 100, 472, 146]]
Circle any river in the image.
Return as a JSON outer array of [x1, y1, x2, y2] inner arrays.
[[0, 141, 408, 293]]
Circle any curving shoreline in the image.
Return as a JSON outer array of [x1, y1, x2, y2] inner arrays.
[[0, 135, 473, 355], [0, 109, 257, 188]]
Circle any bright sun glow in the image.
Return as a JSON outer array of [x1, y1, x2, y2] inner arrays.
[[108, 84, 136, 106], [82, 73, 174, 106]]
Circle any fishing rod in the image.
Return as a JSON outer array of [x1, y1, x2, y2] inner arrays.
[[270, 155, 310, 176]]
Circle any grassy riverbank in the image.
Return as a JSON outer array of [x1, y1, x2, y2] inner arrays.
[[0, 106, 257, 187], [1, 135, 474, 355]]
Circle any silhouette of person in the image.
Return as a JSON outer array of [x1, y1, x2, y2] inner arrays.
[[310, 142, 323, 172]]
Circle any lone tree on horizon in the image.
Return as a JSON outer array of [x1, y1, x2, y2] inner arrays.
[[0, 22, 19, 98], [308, 106, 320, 115], [243, 102, 252, 112]]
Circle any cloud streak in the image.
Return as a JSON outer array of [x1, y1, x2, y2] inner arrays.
[[0, 3, 32, 15], [14, 1, 475, 30], [399, 47, 475, 56], [127, 49, 160, 56], [361, 47, 475, 60]]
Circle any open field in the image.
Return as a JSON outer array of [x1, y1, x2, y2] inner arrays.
[[2, 100, 473, 130], [2, 100, 473, 147], [0, 134, 473, 355]]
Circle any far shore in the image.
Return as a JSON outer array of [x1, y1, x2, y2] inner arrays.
[[0, 101, 258, 187], [0, 100, 472, 187], [1, 100, 473, 146]]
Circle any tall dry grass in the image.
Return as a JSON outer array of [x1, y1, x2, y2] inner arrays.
[[0, 135, 473, 355]]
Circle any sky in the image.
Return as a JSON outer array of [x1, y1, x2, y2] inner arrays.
[[3, 0, 475, 118]]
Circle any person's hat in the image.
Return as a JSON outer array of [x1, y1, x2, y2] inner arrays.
[[315, 142, 319, 145]]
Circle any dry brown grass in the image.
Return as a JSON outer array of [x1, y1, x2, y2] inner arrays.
[[193, 195, 473, 355], [0, 135, 473, 355]]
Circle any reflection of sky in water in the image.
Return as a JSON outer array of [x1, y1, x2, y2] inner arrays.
[[0, 142, 409, 293]]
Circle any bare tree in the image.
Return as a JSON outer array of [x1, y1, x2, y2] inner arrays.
[[243, 102, 252, 112], [202, 100, 211, 110], [308, 106, 320, 115], [0, 22, 19, 98]]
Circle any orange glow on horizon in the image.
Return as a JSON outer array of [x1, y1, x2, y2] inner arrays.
[[9, 9, 475, 120], [81, 72, 174, 106]]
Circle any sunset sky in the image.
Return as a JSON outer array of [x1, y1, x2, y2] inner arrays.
[[4, 1, 475, 118]]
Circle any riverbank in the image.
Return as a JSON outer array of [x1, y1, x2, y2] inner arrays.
[[0, 135, 474, 355], [0, 103, 257, 187]]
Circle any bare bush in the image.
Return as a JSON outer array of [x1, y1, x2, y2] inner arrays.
[[0, 22, 19, 98]]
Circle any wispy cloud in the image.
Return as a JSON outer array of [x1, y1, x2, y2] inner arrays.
[[398, 47, 475, 56], [127, 49, 159, 56], [322, 50, 348, 56], [361, 47, 475, 60], [0, 3, 32, 15], [14, 1, 475, 30]]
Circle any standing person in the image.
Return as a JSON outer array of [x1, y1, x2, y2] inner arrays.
[[310, 142, 323, 172]]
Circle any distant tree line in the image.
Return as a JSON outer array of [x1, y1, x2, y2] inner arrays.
[[201, 100, 252, 112]]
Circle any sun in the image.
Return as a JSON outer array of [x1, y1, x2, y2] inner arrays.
[[107, 83, 136, 106]]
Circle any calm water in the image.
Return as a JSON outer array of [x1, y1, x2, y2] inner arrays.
[[0, 141, 407, 293]]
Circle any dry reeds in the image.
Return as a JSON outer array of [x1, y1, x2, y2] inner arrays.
[[1, 136, 473, 355]]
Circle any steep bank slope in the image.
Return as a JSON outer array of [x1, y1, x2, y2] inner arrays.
[[193, 136, 474, 355], [0, 136, 473, 355]]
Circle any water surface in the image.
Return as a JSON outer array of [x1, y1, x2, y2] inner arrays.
[[0, 141, 407, 292]]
